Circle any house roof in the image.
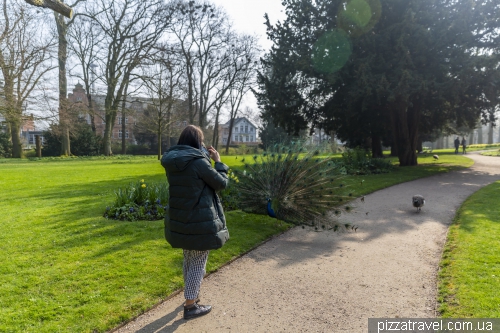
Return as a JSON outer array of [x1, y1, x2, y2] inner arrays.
[[223, 117, 257, 129]]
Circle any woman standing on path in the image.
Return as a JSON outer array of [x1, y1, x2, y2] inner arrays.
[[161, 125, 230, 320], [461, 137, 467, 154]]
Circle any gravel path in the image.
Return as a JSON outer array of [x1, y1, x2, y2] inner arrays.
[[112, 153, 500, 333]]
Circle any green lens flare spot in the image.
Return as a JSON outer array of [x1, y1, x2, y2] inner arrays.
[[312, 29, 352, 74], [343, 0, 372, 27], [338, 0, 382, 37]]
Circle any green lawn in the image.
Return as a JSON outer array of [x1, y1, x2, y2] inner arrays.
[[0, 156, 288, 333], [438, 180, 500, 317], [0, 151, 473, 332]]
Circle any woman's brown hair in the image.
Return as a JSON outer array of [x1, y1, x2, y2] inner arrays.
[[177, 125, 204, 149]]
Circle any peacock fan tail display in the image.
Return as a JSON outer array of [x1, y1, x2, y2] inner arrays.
[[233, 145, 358, 232]]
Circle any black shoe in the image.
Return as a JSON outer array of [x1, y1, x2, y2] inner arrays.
[[183, 303, 212, 320]]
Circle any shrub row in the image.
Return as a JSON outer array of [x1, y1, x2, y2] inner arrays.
[[336, 148, 394, 175]]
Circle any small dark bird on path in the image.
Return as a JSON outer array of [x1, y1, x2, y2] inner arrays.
[[412, 195, 425, 212]]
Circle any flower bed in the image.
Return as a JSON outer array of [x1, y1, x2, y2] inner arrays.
[[104, 179, 169, 221]]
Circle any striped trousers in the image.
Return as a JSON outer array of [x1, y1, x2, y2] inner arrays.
[[183, 249, 209, 300]]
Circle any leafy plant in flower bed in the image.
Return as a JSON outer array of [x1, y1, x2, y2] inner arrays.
[[104, 179, 169, 221]]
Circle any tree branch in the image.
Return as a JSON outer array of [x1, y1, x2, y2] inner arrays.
[[25, 0, 73, 19]]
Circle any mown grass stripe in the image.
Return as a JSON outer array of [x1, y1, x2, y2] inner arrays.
[[438, 180, 500, 318]]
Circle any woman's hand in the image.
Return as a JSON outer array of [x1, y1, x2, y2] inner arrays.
[[207, 146, 221, 163]]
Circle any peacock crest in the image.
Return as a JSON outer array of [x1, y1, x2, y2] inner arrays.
[[233, 144, 357, 231]]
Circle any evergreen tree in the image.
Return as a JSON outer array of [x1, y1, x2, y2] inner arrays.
[[256, 0, 500, 166], [259, 118, 293, 150]]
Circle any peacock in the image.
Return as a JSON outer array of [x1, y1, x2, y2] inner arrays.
[[233, 143, 358, 231], [267, 198, 277, 218]]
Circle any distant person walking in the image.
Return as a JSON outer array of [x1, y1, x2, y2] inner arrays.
[[454, 137, 460, 154], [161, 125, 230, 320], [461, 137, 467, 154]]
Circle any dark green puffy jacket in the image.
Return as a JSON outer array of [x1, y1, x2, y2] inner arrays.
[[161, 145, 230, 250]]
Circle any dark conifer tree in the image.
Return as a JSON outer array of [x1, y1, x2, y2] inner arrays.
[[256, 0, 500, 166]]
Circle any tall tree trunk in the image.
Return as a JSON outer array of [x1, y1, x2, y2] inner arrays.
[[187, 66, 194, 124], [211, 106, 222, 150], [498, 121, 500, 143], [329, 131, 338, 153], [9, 119, 22, 158], [469, 131, 474, 145], [86, 92, 96, 133], [195, 100, 200, 128], [35, 134, 42, 157], [166, 105, 171, 150], [225, 118, 235, 154], [390, 144, 398, 157], [90, 114, 96, 134], [199, 74, 204, 129], [390, 101, 419, 166], [487, 122, 493, 144], [4, 81, 22, 157], [477, 124, 483, 144], [121, 82, 129, 155], [416, 137, 423, 154], [390, 107, 404, 162], [157, 97, 163, 161], [103, 105, 116, 156], [5, 122, 12, 147], [157, 120, 162, 160], [371, 134, 383, 158], [55, 11, 70, 156]]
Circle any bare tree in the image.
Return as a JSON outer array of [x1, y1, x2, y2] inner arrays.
[[53, 0, 85, 156], [169, 0, 200, 125], [190, 4, 232, 129], [170, 0, 235, 129], [137, 46, 186, 159], [210, 73, 232, 149], [209, 36, 256, 149], [83, 0, 173, 156], [224, 34, 260, 154], [67, 15, 105, 133], [0, 0, 56, 157]]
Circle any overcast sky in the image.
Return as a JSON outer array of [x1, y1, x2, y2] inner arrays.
[[210, 0, 287, 52], [207, 0, 287, 123]]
